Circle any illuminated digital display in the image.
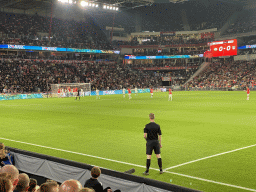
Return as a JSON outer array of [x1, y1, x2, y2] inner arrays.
[[209, 39, 237, 57], [0, 44, 118, 54]]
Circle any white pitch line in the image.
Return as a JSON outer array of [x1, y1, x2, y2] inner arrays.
[[1, 137, 256, 191], [164, 143, 256, 171], [165, 170, 256, 192], [0, 137, 158, 171]]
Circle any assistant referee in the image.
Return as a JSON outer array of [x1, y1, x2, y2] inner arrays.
[[143, 113, 163, 175]]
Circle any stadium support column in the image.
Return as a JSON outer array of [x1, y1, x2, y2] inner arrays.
[[134, 12, 142, 32], [48, 0, 54, 44], [180, 9, 190, 31], [111, 12, 116, 42]]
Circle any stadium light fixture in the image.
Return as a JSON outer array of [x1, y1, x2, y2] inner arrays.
[[89, 3, 92, 6], [115, 7, 119, 11], [103, 5, 106, 9], [80, 1, 85, 6], [92, 3, 95, 7], [95, 4, 98, 7], [68, 0, 72, 4], [58, 0, 68, 3], [110, 6, 112, 10], [107, 5, 109, 9]]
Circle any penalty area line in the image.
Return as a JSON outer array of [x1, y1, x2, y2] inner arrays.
[[164, 143, 256, 171], [1, 137, 255, 191]]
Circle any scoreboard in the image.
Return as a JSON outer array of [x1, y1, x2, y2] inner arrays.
[[209, 39, 237, 57]]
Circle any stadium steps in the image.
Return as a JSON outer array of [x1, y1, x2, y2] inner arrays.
[[184, 62, 211, 85]]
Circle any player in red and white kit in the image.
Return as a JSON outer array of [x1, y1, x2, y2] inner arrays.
[[150, 88, 153, 98], [168, 88, 172, 101], [245, 86, 250, 100], [128, 88, 132, 100]]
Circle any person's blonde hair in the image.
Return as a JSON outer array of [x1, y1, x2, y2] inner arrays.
[[0, 143, 8, 159], [79, 188, 95, 192], [149, 113, 155, 120], [40, 182, 59, 192]]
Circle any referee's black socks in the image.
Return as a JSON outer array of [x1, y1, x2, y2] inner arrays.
[[146, 159, 151, 172], [158, 158, 162, 171]]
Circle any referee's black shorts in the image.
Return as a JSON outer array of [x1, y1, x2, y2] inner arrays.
[[146, 140, 161, 155]]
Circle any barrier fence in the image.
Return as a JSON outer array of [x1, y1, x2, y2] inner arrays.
[[0, 87, 254, 101], [6, 146, 199, 192]]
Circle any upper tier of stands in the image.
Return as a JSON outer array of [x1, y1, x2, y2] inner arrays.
[[0, 12, 112, 50], [139, 1, 237, 32], [224, 10, 256, 35]]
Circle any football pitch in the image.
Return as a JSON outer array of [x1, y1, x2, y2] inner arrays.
[[1, 91, 256, 192]]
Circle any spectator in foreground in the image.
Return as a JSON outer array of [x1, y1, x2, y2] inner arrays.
[[84, 167, 120, 192], [14, 173, 30, 192], [59, 180, 82, 192], [28, 178, 37, 192], [0, 173, 13, 192], [0, 165, 19, 191], [39, 181, 59, 192], [0, 143, 13, 167]]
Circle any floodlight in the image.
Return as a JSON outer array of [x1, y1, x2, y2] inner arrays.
[[107, 6, 109, 9], [116, 7, 119, 11], [89, 3, 92, 6], [68, 0, 72, 4], [59, 0, 68, 3], [103, 5, 106, 9], [95, 4, 98, 7], [110, 6, 112, 10], [80, 1, 86, 6], [92, 3, 95, 7]]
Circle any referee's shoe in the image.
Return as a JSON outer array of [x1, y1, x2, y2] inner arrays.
[[143, 171, 149, 175], [143, 170, 163, 175]]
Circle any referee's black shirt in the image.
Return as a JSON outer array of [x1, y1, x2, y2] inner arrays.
[[144, 122, 162, 141]]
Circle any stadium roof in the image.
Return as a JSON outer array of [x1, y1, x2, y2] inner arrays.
[[0, 0, 247, 11], [0, 0, 52, 10]]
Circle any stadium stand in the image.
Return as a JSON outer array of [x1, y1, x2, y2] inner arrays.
[[0, 59, 163, 93], [0, 11, 112, 50], [116, 37, 211, 48], [186, 60, 256, 90], [224, 10, 256, 35]]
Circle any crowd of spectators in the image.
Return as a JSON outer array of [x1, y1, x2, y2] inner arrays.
[[186, 60, 256, 89], [131, 61, 200, 85], [116, 37, 212, 48], [0, 143, 121, 192], [133, 48, 207, 56], [0, 11, 112, 50], [225, 10, 256, 35], [0, 58, 164, 93]]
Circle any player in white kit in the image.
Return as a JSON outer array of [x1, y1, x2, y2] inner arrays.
[[96, 88, 100, 99], [123, 88, 126, 98], [135, 87, 138, 96]]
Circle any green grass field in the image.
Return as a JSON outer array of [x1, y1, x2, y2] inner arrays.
[[1, 91, 256, 192]]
